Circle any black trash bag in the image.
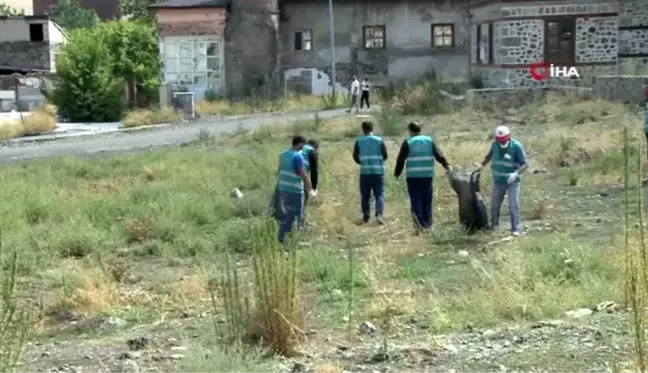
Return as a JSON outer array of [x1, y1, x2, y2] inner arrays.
[[269, 185, 285, 221], [447, 170, 490, 232]]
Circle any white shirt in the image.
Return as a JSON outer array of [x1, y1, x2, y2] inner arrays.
[[350, 79, 359, 95], [361, 81, 369, 91]]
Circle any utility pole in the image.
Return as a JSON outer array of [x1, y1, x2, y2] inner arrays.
[[327, 0, 337, 100]]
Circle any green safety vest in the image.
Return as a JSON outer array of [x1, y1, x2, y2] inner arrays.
[[491, 139, 522, 184], [357, 134, 384, 175], [406, 135, 435, 178], [277, 149, 304, 194], [644, 102, 648, 133], [301, 144, 314, 172]]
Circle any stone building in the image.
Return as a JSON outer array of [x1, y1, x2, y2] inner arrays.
[[469, 0, 648, 87], [0, 15, 66, 73], [280, 0, 471, 94]]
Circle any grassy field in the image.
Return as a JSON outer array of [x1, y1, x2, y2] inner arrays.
[[0, 92, 645, 372]]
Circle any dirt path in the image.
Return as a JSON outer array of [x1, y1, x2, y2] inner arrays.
[[0, 109, 348, 164]]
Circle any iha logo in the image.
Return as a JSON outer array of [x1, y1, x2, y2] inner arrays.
[[529, 62, 580, 81]]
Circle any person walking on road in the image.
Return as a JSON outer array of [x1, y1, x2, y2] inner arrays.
[[353, 121, 387, 224], [477, 125, 528, 236], [360, 77, 371, 111], [276, 135, 315, 243], [394, 122, 452, 232], [347, 75, 360, 114]]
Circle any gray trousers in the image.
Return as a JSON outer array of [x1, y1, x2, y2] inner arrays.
[[491, 181, 521, 232]]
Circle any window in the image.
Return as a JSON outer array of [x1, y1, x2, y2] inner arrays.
[[432, 24, 454, 47], [29, 23, 44, 42], [294, 30, 312, 50], [363, 25, 385, 49], [162, 39, 223, 91], [475, 24, 494, 64], [544, 17, 576, 64]]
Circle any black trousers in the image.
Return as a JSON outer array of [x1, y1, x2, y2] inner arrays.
[[360, 91, 370, 108]]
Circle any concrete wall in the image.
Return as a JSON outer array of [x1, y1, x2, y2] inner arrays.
[[155, 7, 227, 37], [593, 75, 648, 102], [0, 18, 65, 71], [279, 0, 470, 95], [0, 17, 54, 42], [470, 1, 620, 88]]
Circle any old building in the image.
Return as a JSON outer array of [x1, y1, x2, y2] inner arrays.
[[32, 0, 119, 20], [280, 0, 471, 94], [469, 0, 648, 87], [151, 0, 228, 99], [0, 15, 66, 73]]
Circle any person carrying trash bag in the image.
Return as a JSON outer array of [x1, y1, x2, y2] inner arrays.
[[394, 121, 452, 233], [273, 135, 316, 243], [477, 125, 528, 236]]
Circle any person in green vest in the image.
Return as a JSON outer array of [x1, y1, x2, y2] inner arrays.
[[353, 121, 388, 224], [276, 135, 315, 243], [477, 125, 528, 236], [394, 121, 452, 231]]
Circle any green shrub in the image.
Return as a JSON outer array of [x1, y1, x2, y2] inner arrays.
[[51, 30, 124, 122]]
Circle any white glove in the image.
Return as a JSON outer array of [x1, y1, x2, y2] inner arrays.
[[309, 189, 317, 198], [507, 171, 519, 184]]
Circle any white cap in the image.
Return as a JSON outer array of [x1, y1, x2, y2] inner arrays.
[[495, 125, 510, 137]]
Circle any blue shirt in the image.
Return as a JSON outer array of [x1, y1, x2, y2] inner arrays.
[[293, 152, 304, 173]]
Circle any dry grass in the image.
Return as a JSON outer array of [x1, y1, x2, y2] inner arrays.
[[0, 105, 58, 140], [195, 94, 344, 116], [122, 107, 181, 128]]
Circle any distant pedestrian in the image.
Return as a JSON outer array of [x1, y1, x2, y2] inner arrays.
[[360, 77, 370, 111], [275, 135, 315, 243], [477, 125, 528, 236], [353, 121, 387, 224], [395, 122, 452, 232], [347, 75, 359, 114]]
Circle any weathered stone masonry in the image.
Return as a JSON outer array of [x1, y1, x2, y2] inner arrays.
[[469, 1, 636, 88], [0, 41, 51, 71]]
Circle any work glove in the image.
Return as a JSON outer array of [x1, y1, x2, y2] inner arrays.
[[507, 171, 519, 184], [309, 189, 318, 198], [474, 163, 483, 171]]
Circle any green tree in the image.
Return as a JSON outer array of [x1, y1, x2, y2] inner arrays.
[[0, 3, 25, 14], [118, 0, 156, 23], [51, 29, 124, 122], [98, 20, 161, 106], [49, 0, 99, 30]]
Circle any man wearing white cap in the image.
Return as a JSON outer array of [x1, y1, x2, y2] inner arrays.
[[477, 125, 528, 236]]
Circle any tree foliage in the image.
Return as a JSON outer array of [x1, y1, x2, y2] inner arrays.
[[51, 29, 124, 122], [118, 0, 157, 23], [52, 20, 161, 121], [0, 3, 25, 15], [49, 0, 99, 30]]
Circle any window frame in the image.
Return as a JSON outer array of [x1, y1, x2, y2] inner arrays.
[[162, 38, 223, 91], [294, 29, 313, 51], [431, 23, 454, 48], [363, 25, 386, 50], [544, 16, 576, 65]]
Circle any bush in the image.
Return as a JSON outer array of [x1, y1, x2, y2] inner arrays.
[[51, 30, 124, 122], [21, 107, 57, 135]]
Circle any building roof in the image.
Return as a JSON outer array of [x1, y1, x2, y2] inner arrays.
[[149, 0, 230, 9]]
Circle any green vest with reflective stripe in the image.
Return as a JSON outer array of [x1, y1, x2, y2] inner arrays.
[[277, 149, 304, 194], [357, 134, 384, 175], [491, 139, 522, 184], [301, 144, 314, 173], [644, 102, 648, 133], [406, 135, 435, 178]]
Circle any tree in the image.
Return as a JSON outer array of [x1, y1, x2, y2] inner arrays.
[[49, 0, 99, 30], [118, 0, 156, 23], [51, 29, 124, 122], [98, 21, 161, 106], [0, 3, 25, 14]]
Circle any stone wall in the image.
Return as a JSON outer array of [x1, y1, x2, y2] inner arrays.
[[225, 0, 281, 98], [593, 75, 648, 103], [155, 8, 227, 37], [618, 0, 648, 74], [465, 86, 593, 107], [493, 20, 542, 65], [575, 17, 618, 63], [0, 41, 51, 71]]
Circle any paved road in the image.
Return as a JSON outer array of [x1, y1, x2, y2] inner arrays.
[[0, 109, 349, 164]]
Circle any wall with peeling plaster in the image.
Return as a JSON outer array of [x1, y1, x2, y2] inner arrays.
[[279, 0, 471, 93]]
